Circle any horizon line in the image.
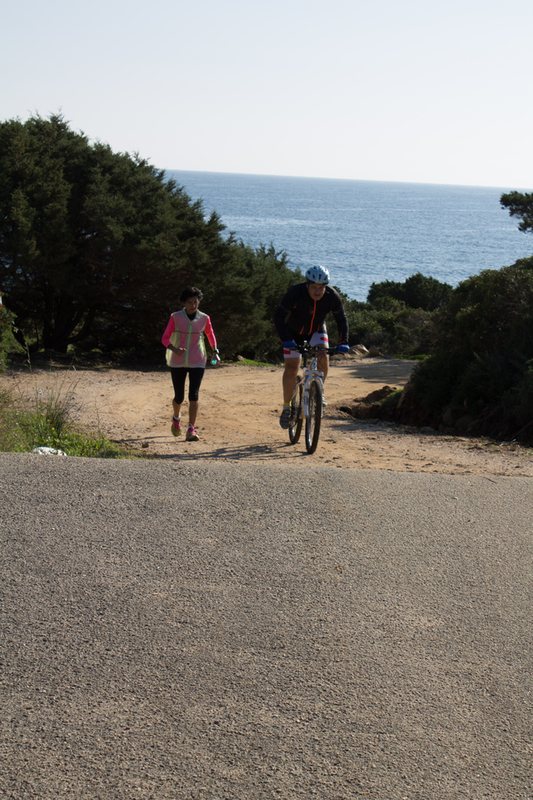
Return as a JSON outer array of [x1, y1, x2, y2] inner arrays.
[[164, 168, 533, 193]]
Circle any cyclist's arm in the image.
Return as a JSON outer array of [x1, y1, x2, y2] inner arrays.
[[330, 290, 349, 345], [274, 285, 301, 342]]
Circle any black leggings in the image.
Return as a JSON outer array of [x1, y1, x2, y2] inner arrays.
[[170, 367, 205, 404]]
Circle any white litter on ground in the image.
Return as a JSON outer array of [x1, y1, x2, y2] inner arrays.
[[32, 447, 67, 456]]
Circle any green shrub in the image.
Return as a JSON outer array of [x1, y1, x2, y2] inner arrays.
[[410, 259, 533, 436], [0, 306, 16, 372], [0, 380, 143, 458], [345, 300, 437, 356], [367, 272, 453, 311], [502, 359, 533, 429]]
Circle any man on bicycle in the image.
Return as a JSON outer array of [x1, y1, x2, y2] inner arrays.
[[274, 265, 350, 429]]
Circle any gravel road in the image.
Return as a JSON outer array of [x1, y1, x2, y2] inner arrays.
[[1, 453, 532, 799]]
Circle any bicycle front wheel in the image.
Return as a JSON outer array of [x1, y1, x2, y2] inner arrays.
[[288, 382, 303, 444], [305, 379, 323, 454]]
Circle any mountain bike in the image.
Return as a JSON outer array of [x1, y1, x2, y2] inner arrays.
[[288, 343, 336, 454]]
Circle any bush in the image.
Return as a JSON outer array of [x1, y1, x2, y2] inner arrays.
[[0, 379, 142, 457], [345, 299, 437, 356], [367, 272, 453, 311], [409, 258, 533, 439], [0, 310, 13, 372], [339, 273, 452, 357]]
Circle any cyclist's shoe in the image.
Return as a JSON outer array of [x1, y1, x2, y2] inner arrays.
[[186, 425, 199, 441], [171, 415, 181, 436], [279, 406, 291, 429]]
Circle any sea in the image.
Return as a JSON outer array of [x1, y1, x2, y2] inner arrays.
[[167, 170, 533, 302]]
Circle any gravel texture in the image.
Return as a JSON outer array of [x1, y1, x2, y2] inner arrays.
[[1, 453, 532, 799]]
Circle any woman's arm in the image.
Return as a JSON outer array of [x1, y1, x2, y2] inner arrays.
[[161, 317, 175, 348], [162, 316, 185, 354], [204, 316, 217, 350]]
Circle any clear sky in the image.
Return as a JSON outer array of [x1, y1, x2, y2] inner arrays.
[[2, 0, 533, 188]]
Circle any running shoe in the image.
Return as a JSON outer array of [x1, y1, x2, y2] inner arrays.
[[171, 415, 181, 436], [186, 425, 199, 441], [279, 406, 291, 429]]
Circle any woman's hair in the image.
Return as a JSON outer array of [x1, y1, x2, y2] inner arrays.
[[180, 286, 203, 303]]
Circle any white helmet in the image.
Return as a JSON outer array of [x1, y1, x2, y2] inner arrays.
[[305, 265, 330, 284]]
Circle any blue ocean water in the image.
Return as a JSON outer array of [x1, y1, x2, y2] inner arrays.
[[167, 171, 533, 302]]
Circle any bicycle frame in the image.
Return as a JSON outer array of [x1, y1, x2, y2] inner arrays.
[[288, 343, 336, 453], [300, 350, 324, 418]]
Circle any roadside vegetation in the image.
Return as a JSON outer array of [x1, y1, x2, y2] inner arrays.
[[0, 378, 143, 457], [348, 193, 533, 444], [339, 272, 451, 357], [0, 114, 300, 364], [405, 254, 533, 442], [2, 113, 533, 446]]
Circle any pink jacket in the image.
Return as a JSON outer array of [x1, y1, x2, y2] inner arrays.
[[162, 309, 217, 368]]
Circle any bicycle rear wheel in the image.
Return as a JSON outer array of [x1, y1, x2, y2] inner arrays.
[[305, 379, 322, 454], [288, 382, 303, 444]]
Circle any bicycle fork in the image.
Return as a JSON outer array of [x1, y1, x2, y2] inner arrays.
[[303, 371, 324, 417]]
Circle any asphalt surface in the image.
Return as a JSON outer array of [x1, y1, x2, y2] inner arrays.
[[1, 453, 532, 800]]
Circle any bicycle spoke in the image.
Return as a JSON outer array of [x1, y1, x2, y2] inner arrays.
[[288, 381, 303, 444]]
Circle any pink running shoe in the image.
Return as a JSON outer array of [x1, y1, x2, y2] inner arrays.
[[186, 425, 199, 442], [171, 416, 181, 437]]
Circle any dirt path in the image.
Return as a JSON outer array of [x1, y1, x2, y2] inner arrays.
[[3, 356, 533, 476]]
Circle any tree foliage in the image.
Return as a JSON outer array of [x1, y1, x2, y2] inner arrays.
[[0, 303, 16, 372], [410, 257, 533, 438], [334, 273, 452, 357], [367, 271, 452, 311], [500, 191, 533, 234], [343, 297, 437, 356], [0, 114, 298, 359], [410, 190, 533, 428]]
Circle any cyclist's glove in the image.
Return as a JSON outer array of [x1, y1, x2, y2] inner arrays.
[[336, 344, 350, 353], [283, 340, 297, 350]]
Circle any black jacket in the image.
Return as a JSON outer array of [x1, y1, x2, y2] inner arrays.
[[274, 282, 349, 344]]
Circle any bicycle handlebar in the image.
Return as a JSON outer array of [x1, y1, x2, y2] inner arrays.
[[292, 343, 340, 355]]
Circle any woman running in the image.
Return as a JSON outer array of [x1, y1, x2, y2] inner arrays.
[[161, 286, 219, 441]]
